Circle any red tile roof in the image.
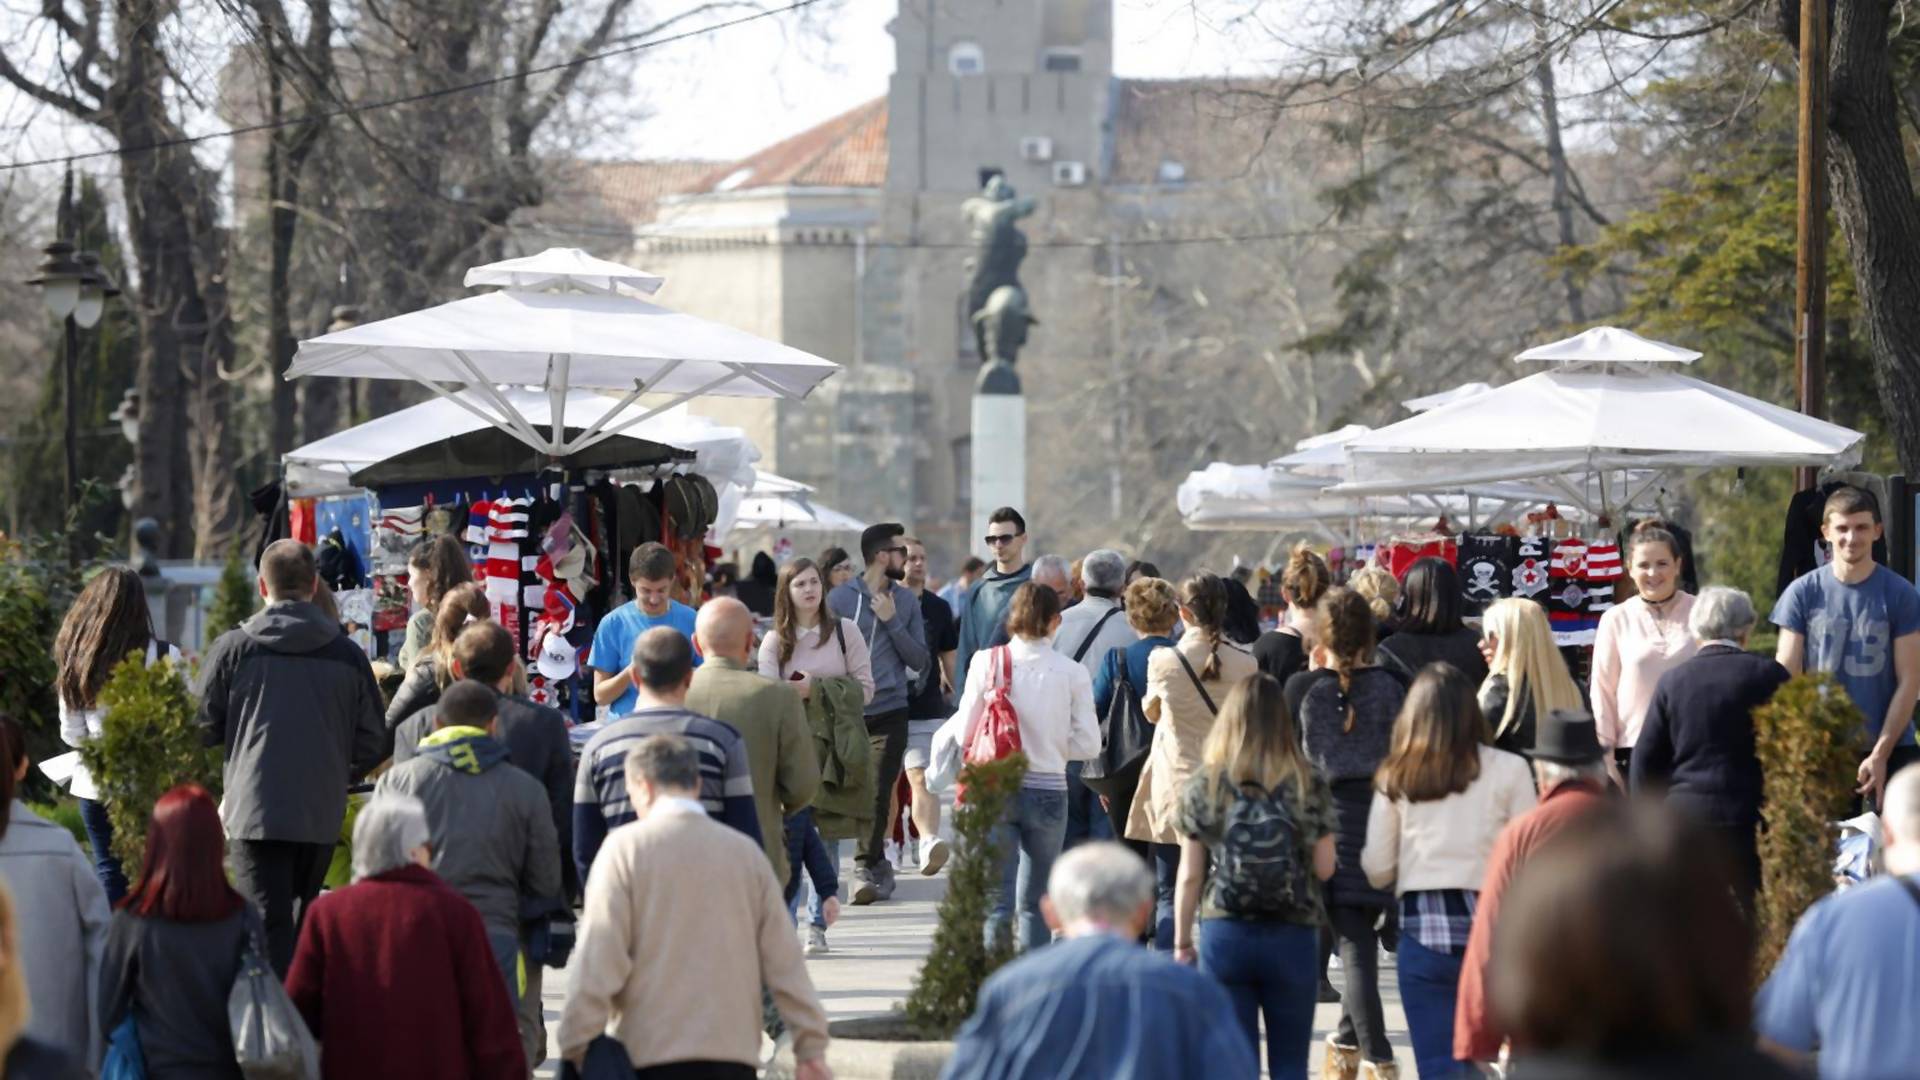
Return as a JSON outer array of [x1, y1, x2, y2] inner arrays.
[[692, 98, 889, 192]]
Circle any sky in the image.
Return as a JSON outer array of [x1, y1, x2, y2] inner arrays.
[[591, 0, 1281, 160]]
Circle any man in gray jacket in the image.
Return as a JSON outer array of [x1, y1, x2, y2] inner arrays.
[[195, 539, 385, 975], [1053, 549, 1136, 846], [378, 679, 562, 1070], [828, 521, 929, 903]]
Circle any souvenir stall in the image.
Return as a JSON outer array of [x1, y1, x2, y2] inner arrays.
[[280, 248, 840, 713], [1325, 327, 1868, 646]]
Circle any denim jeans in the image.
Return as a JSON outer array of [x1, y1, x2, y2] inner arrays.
[[1200, 919, 1320, 1080], [986, 786, 1068, 951], [1063, 761, 1113, 848], [1149, 842, 1180, 951], [1398, 934, 1469, 1078], [788, 839, 839, 929], [78, 798, 127, 905]]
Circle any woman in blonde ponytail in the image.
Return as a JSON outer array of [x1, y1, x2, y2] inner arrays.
[[1255, 544, 1332, 685], [1285, 586, 1406, 1077], [1123, 571, 1256, 950]]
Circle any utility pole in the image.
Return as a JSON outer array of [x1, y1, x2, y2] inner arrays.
[[1794, 0, 1829, 493]]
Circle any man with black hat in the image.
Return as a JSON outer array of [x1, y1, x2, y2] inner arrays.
[[1453, 709, 1611, 1068]]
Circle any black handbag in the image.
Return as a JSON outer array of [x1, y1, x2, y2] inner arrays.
[[1083, 649, 1155, 797]]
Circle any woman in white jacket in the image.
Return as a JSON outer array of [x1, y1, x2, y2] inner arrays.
[[55, 565, 182, 904], [949, 582, 1101, 951], [1361, 664, 1535, 1079]]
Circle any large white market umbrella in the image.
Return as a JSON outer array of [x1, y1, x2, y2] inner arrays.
[[1332, 327, 1865, 508], [288, 251, 839, 457], [284, 389, 761, 502]]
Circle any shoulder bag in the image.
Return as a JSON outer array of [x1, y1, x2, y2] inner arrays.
[[1082, 646, 1152, 797], [230, 910, 319, 1080]]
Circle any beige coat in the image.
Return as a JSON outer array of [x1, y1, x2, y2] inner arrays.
[[1125, 631, 1258, 845], [556, 804, 830, 1069]]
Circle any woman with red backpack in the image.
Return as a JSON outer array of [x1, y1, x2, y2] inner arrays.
[[950, 582, 1102, 951]]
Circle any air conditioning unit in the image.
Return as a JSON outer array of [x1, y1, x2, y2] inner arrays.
[[1020, 136, 1054, 162], [1052, 160, 1088, 187]]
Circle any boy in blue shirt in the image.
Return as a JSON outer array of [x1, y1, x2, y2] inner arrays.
[[590, 541, 701, 717], [1772, 486, 1920, 807]]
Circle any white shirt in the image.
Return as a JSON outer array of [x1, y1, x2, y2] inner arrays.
[[947, 636, 1101, 780], [58, 640, 181, 801]]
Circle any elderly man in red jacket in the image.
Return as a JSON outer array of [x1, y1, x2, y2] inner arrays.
[[286, 792, 526, 1080], [1453, 709, 1610, 1068]]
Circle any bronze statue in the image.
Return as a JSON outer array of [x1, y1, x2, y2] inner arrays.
[[962, 173, 1038, 369]]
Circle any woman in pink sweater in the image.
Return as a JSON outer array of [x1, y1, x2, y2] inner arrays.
[[1591, 524, 1697, 786], [757, 557, 873, 953]]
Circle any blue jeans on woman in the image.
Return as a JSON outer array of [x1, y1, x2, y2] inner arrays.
[[1398, 934, 1469, 1078], [1200, 918, 1320, 1080], [78, 798, 128, 904], [1148, 842, 1180, 950], [986, 786, 1067, 952], [783, 809, 839, 929]]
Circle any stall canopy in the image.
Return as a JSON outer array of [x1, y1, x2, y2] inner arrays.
[[725, 472, 868, 538], [284, 389, 761, 501], [1332, 327, 1867, 507], [287, 248, 839, 457]]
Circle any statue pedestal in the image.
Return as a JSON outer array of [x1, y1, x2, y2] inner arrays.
[[970, 365, 1025, 557]]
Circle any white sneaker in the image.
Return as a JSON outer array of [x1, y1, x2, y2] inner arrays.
[[920, 836, 951, 876], [804, 925, 830, 956]]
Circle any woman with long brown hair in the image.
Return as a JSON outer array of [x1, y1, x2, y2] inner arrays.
[[385, 582, 503, 730], [1126, 571, 1257, 950], [756, 556, 872, 955], [396, 536, 474, 672], [1592, 523, 1697, 785], [100, 785, 255, 1079], [1362, 664, 1535, 1079], [56, 564, 181, 902], [1173, 673, 1336, 1079], [1285, 586, 1407, 1079]]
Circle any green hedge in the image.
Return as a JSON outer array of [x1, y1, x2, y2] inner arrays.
[[1753, 672, 1862, 980], [76, 653, 222, 876]]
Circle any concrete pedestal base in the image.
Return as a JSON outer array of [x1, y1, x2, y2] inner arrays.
[[970, 388, 1026, 556]]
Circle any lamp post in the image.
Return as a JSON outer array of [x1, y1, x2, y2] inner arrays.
[[25, 167, 119, 564]]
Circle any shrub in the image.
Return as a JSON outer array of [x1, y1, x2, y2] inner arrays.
[[206, 544, 258, 637], [905, 752, 1027, 1037], [76, 653, 222, 876], [1753, 672, 1863, 980]]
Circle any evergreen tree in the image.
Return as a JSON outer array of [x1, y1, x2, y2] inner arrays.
[[207, 544, 259, 636]]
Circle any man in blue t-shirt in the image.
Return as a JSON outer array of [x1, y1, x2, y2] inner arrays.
[[1772, 486, 1920, 807], [589, 541, 701, 717], [1756, 764, 1920, 1080]]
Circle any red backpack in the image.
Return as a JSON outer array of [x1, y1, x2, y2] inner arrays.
[[958, 646, 1023, 800]]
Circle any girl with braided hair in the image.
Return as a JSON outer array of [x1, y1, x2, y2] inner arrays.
[[1285, 586, 1408, 1079], [1125, 572, 1257, 950]]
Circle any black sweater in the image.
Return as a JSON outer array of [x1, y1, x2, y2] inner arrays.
[[1630, 645, 1790, 827], [1378, 627, 1489, 686], [100, 909, 249, 1080], [1285, 667, 1407, 908]]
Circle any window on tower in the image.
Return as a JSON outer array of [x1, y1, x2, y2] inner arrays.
[[949, 42, 984, 76], [1041, 48, 1082, 73]]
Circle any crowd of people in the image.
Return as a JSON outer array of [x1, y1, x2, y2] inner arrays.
[[0, 486, 1915, 1079]]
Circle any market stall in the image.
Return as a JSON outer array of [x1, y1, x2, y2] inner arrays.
[[277, 248, 839, 713]]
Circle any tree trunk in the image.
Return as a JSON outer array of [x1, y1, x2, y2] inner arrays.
[[266, 58, 299, 459], [1534, 5, 1587, 325], [1821, 0, 1920, 474]]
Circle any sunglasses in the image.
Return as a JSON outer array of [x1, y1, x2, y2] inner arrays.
[[882, 546, 908, 556], [984, 533, 1021, 545]]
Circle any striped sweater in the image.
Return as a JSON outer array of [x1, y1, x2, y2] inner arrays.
[[571, 704, 759, 884]]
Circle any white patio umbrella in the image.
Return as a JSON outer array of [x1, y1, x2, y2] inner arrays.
[[729, 494, 868, 536], [1331, 327, 1866, 511], [284, 389, 761, 499], [462, 246, 664, 295], [288, 250, 839, 458]]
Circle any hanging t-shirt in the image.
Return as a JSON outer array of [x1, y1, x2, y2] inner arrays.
[[1771, 565, 1920, 744], [1459, 535, 1518, 608], [1512, 537, 1551, 600]]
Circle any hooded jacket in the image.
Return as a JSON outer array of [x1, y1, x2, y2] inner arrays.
[[376, 726, 563, 938], [957, 562, 1032, 688], [196, 600, 386, 844], [827, 575, 929, 717]]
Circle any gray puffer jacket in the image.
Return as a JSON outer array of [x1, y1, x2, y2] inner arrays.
[[375, 726, 562, 938], [195, 601, 385, 845]]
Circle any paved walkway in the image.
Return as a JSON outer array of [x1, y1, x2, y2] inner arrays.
[[538, 846, 1417, 1076]]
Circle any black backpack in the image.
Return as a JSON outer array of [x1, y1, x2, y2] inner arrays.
[[1208, 776, 1315, 920]]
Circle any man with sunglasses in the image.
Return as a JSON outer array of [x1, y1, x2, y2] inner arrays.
[[958, 506, 1034, 689], [829, 522, 930, 903]]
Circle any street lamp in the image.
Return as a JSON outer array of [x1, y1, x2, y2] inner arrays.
[[24, 169, 120, 564]]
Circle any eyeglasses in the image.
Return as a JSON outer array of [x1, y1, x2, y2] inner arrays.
[[984, 533, 1021, 545], [883, 546, 908, 556]]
